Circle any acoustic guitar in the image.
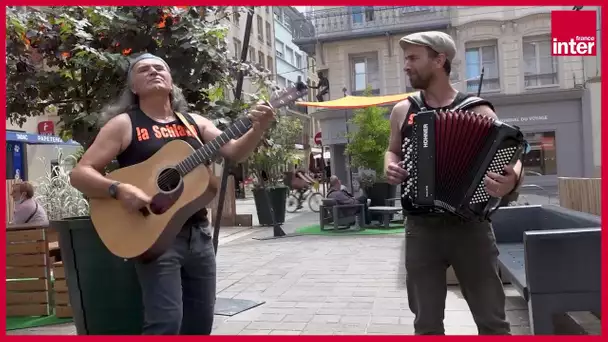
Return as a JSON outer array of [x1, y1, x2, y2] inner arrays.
[[89, 83, 309, 262]]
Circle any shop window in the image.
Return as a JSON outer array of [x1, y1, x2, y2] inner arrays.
[[522, 131, 557, 176]]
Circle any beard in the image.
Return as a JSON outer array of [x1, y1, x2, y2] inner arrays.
[[408, 72, 432, 90]]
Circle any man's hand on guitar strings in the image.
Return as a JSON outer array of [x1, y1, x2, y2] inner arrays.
[[386, 161, 409, 185], [484, 165, 518, 198], [116, 183, 152, 213], [248, 101, 276, 131]]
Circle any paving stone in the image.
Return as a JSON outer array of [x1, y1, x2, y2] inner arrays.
[[212, 321, 251, 335], [238, 329, 272, 335], [443, 310, 477, 326], [269, 330, 301, 335], [506, 309, 530, 326], [370, 316, 401, 325], [283, 314, 315, 323], [444, 325, 480, 335], [311, 315, 341, 324], [510, 325, 532, 335], [339, 315, 371, 324], [367, 323, 415, 334]]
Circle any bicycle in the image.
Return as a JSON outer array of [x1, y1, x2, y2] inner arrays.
[[286, 180, 324, 213]]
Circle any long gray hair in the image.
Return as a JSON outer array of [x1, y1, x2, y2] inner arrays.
[[97, 84, 190, 127]]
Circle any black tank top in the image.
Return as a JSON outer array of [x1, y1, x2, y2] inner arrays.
[[399, 91, 492, 215], [116, 108, 209, 225]]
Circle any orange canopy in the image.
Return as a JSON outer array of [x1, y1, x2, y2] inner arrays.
[[295, 92, 417, 109]]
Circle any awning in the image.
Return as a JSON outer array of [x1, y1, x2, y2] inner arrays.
[[6, 131, 81, 146], [296, 92, 416, 109]]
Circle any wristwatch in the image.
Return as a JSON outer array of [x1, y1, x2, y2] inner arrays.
[[109, 182, 121, 199]]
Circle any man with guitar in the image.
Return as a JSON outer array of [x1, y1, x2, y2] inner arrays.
[[69, 53, 276, 335], [384, 32, 524, 335]]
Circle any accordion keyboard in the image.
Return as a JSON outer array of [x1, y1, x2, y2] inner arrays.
[[469, 145, 519, 204]]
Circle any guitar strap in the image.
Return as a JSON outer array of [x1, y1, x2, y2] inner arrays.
[[174, 112, 204, 147], [174, 111, 209, 223]]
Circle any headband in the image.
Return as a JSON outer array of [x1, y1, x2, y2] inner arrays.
[[127, 53, 171, 79]]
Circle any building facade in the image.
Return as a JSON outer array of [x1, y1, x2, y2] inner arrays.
[[273, 6, 320, 164], [225, 6, 276, 101], [274, 7, 309, 90], [293, 6, 599, 188]]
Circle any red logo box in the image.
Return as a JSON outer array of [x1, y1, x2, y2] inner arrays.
[[551, 10, 597, 56]]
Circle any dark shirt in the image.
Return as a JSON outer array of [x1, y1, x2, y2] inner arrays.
[[318, 77, 329, 89], [327, 188, 355, 205], [116, 108, 209, 226]]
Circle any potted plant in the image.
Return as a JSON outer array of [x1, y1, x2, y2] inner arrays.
[[345, 87, 395, 218], [34, 148, 144, 335], [247, 115, 303, 225]]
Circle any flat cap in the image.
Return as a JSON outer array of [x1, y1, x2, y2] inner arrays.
[[399, 31, 456, 62]]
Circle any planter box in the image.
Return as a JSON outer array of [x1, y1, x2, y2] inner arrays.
[[252, 187, 288, 226], [365, 182, 397, 221], [53, 217, 143, 335]]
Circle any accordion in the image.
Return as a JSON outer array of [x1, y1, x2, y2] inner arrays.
[[401, 109, 525, 221]]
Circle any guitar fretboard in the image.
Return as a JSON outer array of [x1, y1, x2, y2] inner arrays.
[[175, 116, 253, 175]]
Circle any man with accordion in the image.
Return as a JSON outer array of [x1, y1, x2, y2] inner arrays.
[[385, 31, 524, 335]]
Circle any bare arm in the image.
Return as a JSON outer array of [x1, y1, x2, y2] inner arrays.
[[191, 114, 266, 163], [69, 114, 131, 198], [384, 99, 410, 172]]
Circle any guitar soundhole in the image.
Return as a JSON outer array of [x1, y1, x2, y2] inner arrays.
[[156, 167, 182, 193]]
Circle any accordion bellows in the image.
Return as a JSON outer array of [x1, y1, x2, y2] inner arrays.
[[401, 109, 525, 221]]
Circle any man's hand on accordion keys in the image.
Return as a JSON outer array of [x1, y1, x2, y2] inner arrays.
[[484, 164, 519, 198], [386, 161, 409, 185]]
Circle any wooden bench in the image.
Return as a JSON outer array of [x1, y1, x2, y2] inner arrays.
[[6, 223, 53, 317], [53, 261, 73, 318], [6, 222, 74, 319], [491, 205, 601, 335]]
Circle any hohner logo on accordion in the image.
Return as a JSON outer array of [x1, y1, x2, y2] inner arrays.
[[401, 108, 525, 221], [422, 124, 429, 148]]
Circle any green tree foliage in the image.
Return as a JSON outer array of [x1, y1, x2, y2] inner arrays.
[[6, 6, 270, 146], [345, 87, 391, 180]]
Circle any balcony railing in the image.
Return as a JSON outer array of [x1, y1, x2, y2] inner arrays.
[[292, 6, 451, 43]]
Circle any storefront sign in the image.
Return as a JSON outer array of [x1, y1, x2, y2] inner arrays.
[[500, 115, 549, 124], [6, 131, 80, 146], [37, 121, 55, 135]]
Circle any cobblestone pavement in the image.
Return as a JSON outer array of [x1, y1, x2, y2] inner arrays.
[[7, 210, 532, 336]]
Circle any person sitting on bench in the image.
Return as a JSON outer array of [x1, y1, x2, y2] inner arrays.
[[326, 175, 371, 225]]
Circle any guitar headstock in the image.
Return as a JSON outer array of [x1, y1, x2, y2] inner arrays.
[[268, 81, 309, 110]]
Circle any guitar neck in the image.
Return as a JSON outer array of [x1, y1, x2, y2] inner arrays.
[[176, 116, 253, 175], [174, 82, 309, 175]]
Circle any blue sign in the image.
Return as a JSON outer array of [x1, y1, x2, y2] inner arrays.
[[6, 131, 80, 146]]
